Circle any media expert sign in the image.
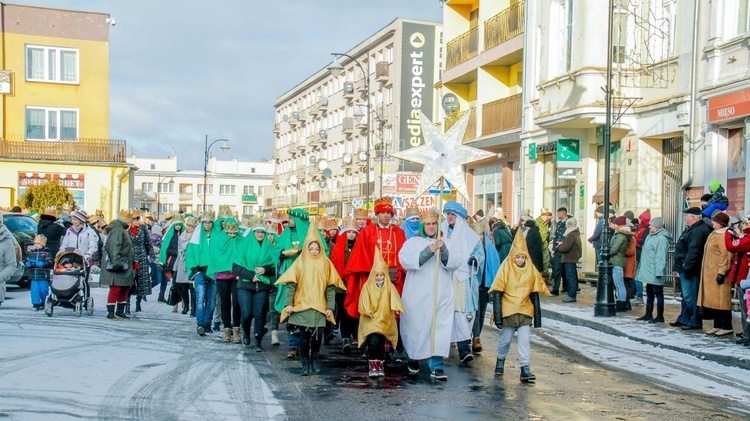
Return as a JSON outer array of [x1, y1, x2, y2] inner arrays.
[[400, 22, 436, 172]]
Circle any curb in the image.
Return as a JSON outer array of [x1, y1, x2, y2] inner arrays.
[[543, 306, 750, 371]]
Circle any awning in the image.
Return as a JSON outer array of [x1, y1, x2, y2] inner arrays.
[[592, 173, 619, 204]]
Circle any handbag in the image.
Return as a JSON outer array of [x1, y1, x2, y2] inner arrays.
[[166, 282, 181, 306], [105, 252, 129, 273]]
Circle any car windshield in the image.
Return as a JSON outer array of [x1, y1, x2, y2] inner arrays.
[[3, 215, 38, 241]]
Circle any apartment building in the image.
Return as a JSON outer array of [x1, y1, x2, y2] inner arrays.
[[0, 3, 133, 217], [129, 155, 273, 218], [440, 0, 525, 222], [272, 18, 441, 217]]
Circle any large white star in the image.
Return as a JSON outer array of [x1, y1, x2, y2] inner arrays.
[[391, 111, 495, 200]]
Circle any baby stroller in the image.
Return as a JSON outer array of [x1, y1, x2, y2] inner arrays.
[[44, 250, 94, 317]]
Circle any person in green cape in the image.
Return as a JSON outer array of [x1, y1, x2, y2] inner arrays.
[[158, 214, 186, 312], [232, 219, 280, 351], [207, 217, 244, 343], [186, 211, 221, 336]]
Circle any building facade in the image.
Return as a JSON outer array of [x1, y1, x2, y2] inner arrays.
[[0, 3, 133, 218], [271, 18, 442, 217], [440, 0, 525, 222], [129, 155, 273, 218]]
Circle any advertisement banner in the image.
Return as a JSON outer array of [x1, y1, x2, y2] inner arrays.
[[395, 172, 421, 192], [399, 22, 437, 172], [389, 195, 436, 217], [18, 172, 86, 207]]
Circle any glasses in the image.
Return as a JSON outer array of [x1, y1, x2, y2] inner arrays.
[[132, 217, 141, 221]]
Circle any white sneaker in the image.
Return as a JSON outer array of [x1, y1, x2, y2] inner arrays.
[[271, 330, 280, 346]]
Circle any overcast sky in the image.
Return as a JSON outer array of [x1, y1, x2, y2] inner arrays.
[[10, 0, 443, 170]]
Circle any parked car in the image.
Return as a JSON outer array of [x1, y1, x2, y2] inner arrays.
[[1, 212, 38, 287]]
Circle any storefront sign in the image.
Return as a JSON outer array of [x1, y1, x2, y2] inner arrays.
[[528, 142, 537, 160], [382, 174, 397, 194], [396, 172, 421, 192], [708, 88, 750, 123], [18, 172, 86, 206], [389, 195, 436, 217], [536, 142, 557, 155], [556, 139, 580, 162]]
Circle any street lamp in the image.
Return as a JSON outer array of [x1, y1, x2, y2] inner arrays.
[[203, 136, 230, 211], [595, 0, 616, 317], [328, 52, 371, 209], [156, 175, 174, 219]]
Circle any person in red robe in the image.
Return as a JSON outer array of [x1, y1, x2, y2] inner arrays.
[[345, 197, 407, 320], [330, 217, 359, 353]]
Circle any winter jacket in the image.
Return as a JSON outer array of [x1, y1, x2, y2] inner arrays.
[[609, 230, 629, 268], [588, 216, 606, 249], [557, 228, 581, 264], [37, 215, 66, 257], [60, 225, 99, 258], [701, 186, 729, 218], [0, 225, 18, 287], [492, 222, 513, 264], [624, 228, 637, 278], [524, 223, 545, 274], [724, 227, 750, 287], [551, 217, 568, 251], [130, 224, 154, 297], [99, 220, 135, 288], [24, 246, 53, 280], [698, 227, 733, 311], [635, 228, 672, 286], [673, 220, 712, 276]]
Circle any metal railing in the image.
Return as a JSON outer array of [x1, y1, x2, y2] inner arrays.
[[444, 109, 477, 142], [481, 94, 522, 136], [484, 1, 525, 50], [446, 27, 479, 70], [0, 136, 127, 163], [375, 61, 390, 78]]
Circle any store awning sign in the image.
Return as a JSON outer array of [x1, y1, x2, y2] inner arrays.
[[556, 139, 580, 162]]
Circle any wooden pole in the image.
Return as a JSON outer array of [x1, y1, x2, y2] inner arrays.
[[431, 177, 445, 353]]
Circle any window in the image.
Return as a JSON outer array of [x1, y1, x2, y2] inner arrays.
[[219, 185, 236, 195], [140, 203, 153, 212], [197, 184, 214, 195], [197, 205, 214, 212], [179, 184, 193, 194], [243, 185, 255, 195], [243, 206, 254, 216], [158, 182, 174, 193], [150, 164, 156, 170], [549, 0, 573, 76], [25, 107, 78, 140], [251, 168, 256, 174], [26, 45, 79, 83], [141, 182, 154, 192], [157, 203, 174, 215]]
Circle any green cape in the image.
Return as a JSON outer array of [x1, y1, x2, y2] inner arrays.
[[158, 222, 185, 265]]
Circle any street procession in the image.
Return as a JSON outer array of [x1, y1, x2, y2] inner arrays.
[[2, 0, 750, 419]]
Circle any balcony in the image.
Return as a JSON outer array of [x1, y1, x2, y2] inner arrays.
[[0, 136, 127, 163], [342, 117, 354, 135], [446, 27, 478, 70], [484, 1, 525, 50], [242, 194, 258, 204], [178, 192, 193, 201], [375, 61, 390, 83], [273, 123, 280, 134], [309, 103, 319, 117], [481, 94, 522, 136], [288, 117, 298, 127], [298, 110, 308, 123], [318, 97, 329, 112], [444, 109, 477, 142]]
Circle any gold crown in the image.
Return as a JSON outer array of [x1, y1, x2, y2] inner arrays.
[[405, 204, 420, 217], [278, 210, 289, 221], [325, 217, 339, 230], [420, 208, 439, 223], [540, 207, 552, 216], [471, 218, 488, 235], [374, 196, 392, 207], [43, 206, 58, 217], [341, 217, 357, 232], [201, 210, 216, 221], [353, 208, 369, 219], [172, 214, 184, 222], [218, 205, 234, 219], [119, 209, 134, 221], [185, 216, 199, 227], [316, 216, 328, 230], [141, 210, 153, 219], [131, 208, 141, 218], [223, 217, 239, 233]]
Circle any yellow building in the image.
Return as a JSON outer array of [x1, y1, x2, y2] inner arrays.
[[0, 3, 133, 219]]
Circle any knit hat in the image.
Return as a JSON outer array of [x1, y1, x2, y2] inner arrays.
[[624, 210, 635, 220], [595, 205, 604, 214], [34, 234, 47, 245], [71, 210, 88, 224], [700, 193, 712, 202], [151, 224, 163, 235], [614, 216, 628, 226], [712, 211, 730, 227], [474, 209, 485, 218], [650, 217, 664, 228], [639, 209, 651, 225], [565, 217, 577, 228]]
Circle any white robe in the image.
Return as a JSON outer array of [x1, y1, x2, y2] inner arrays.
[[399, 236, 461, 360]]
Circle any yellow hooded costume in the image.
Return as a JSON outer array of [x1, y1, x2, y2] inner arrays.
[[489, 230, 550, 323], [357, 247, 405, 348], [276, 221, 346, 326]]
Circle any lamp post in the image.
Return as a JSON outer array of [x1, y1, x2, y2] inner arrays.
[[155, 175, 174, 219], [327, 52, 371, 208], [594, 0, 616, 317], [203, 136, 230, 212]]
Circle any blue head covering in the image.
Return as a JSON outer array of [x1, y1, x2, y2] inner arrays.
[[402, 218, 421, 239], [443, 200, 468, 220]]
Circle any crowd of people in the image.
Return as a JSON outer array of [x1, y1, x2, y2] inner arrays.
[[0, 177, 748, 384]]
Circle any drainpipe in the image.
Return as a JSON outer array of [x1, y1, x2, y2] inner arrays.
[[679, 0, 700, 206], [113, 167, 130, 216]]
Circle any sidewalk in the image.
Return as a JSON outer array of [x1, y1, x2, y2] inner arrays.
[[540, 283, 750, 371]]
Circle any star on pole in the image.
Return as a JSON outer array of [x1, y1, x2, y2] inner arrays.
[[391, 110, 495, 200]]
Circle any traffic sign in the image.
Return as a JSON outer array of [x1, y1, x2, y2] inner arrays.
[[352, 197, 364, 208], [428, 179, 452, 195]]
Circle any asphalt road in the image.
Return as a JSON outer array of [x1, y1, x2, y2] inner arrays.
[[1, 285, 747, 420]]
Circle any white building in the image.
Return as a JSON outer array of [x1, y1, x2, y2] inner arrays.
[[128, 155, 273, 218]]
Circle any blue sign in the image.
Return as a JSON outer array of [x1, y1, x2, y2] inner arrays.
[[428, 180, 452, 195]]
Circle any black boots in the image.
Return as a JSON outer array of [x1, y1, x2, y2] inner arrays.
[[301, 358, 311, 376], [124, 298, 131, 315], [106, 304, 116, 320], [616, 301, 630, 312], [649, 302, 665, 323], [135, 297, 143, 312], [310, 353, 321, 375], [495, 359, 505, 375], [157, 293, 166, 303], [520, 366, 536, 382], [115, 303, 130, 320], [636, 300, 654, 321]]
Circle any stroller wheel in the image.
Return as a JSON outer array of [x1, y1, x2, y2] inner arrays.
[[44, 296, 53, 317], [86, 297, 94, 316], [74, 301, 83, 317]]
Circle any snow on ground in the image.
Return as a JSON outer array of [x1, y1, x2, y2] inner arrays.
[[0, 286, 284, 420]]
